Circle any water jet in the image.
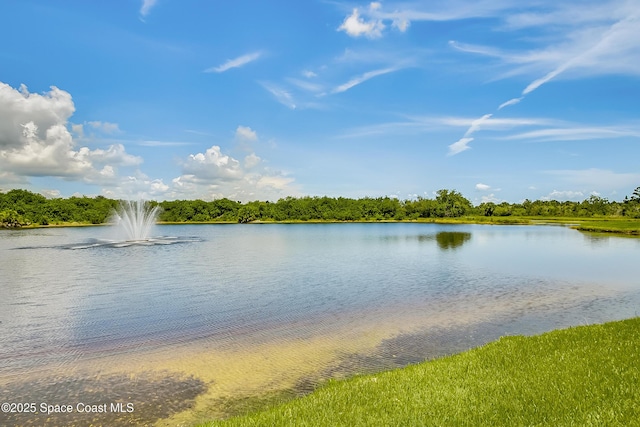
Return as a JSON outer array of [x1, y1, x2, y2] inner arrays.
[[111, 200, 161, 242]]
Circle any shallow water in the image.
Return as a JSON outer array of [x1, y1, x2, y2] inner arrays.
[[1, 223, 639, 425]]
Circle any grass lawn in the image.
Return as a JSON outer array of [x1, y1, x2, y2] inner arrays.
[[202, 318, 640, 426]]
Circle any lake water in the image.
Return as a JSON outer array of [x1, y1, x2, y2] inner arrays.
[[1, 223, 639, 425]]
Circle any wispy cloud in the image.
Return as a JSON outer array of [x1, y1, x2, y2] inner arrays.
[[205, 51, 263, 73], [448, 8, 640, 155], [448, 40, 513, 59], [498, 97, 523, 110], [332, 67, 398, 94], [286, 77, 324, 93], [260, 82, 296, 109], [139, 0, 158, 19], [505, 126, 640, 141], [448, 137, 474, 156], [451, 5, 640, 84], [463, 114, 493, 137], [338, 115, 557, 139], [337, 1, 521, 39]]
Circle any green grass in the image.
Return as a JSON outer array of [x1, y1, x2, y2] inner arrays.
[[417, 216, 531, 225], [570, 218, 640, 235], [202, 318, 640, 426], [424, 216, 640, 235]]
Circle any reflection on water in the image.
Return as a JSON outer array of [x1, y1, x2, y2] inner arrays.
[[383, 230, 471, 250], [435, 231, 471, 250], [13, 236, 202, 250], [0, 223, 639, 426]]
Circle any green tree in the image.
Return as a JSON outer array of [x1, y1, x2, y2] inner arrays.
[[478, 202, 496, 216], [435, 189, 472, 217], [0, 209, 26, 227], [237, 204, 260, 223], [625, 186, 640, 204]]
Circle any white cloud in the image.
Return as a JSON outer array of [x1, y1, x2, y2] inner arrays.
[[205, 51, 262, 73], [235, 125, 258, 142], [447, 113, 565, 154], [0, 83, 74, 149], [332, 67, 398, 94], [385, 2, 519, 22], [440, 115, 555, 129], [480, 193, 502, 203], [256, 174, 294, 191], [498, 97, 522, 110], [85, 144, 142, 167], [286, 78, 324, 93], [0, 81, 142, 188], [522, 64, 569, 95], [181, 145, 243, 181], [140, 0, 157, 18], [39, 189, 62, 199], [475, 183, 491, 191], [541, 190, 585, 201], [445, 2, 640, 157], [392, 18, 410, 32], [302, 70, 318, 78], [169, 137, 297, 202], [244, 153, 261, 169], [448, 40, 509, 58], [448, 137, 473, 155], [339, 114, 556, 139], [261, 82, 296, 109], [464, 114, 493, 137], [101, 171, 170, 200], [337, 2, 525, 39], [454, 5, 640, 91], [86, 121, 120, 134], [338, 7, 385, 39], [505, 126, 640, 141], [71, 121, 121, 143]]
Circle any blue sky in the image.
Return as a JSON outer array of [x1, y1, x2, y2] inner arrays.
[[1, 0, 639, 204]]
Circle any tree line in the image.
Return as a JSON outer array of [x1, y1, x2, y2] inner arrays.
[[1, 187, 640, 227]]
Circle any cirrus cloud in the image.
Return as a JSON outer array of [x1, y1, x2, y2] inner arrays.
[[205, 51, 263, 73]]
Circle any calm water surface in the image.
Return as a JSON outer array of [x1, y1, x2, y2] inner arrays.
[[1, 223, 639, 425]]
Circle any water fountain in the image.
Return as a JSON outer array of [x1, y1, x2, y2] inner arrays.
[[63, 200, 200, 249], [111, 200, 161, 242], [13, 200, 202, 250]]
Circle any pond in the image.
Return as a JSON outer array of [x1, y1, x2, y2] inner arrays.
[[1, 223, 639, 425]]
